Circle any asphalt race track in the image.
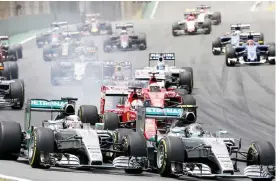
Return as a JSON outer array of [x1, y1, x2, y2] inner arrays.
[[0, 1, 275, 181]]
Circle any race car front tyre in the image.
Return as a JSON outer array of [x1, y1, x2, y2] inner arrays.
[[157, 136, 186, 177], [43, 45, 53, 61], [103, 112, 120, 130], [246, 141, 275, 166], [28, 127, 55, 169], [179, 71, 192, 94], [172, 23, 180, 37], [212, 11, 221, 25], [0, 121, 21, 160], [113, 128, 135, 157], [225, 45, 236, 66], [8, 46, 18, 61], [212, 37, 222, 55], [138, 33, 147, 50], [10, 79, 25, 109], [203, 19, 212, 34], [123, 132, 147, 174], [2, 61, 18, 80], [181, 67, 193, 89], [78, 105, 99, 126]]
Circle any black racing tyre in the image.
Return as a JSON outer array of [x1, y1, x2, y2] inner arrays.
[[14, 44, 23, 59], [8, 46, 18, 61], [36, 34, 44, 48], [0, 121, 21, 160], [212, 12, 221, 25], [138, 33, 147, 50], [179, 71, 192, 94], [50, 64, 60, 86], [113, 128, 135, 157], [10, 79, 25, 109], [43, 45, 52, 61], [103, 39, 112, 53], [203, 19, 212, 34], [268, 43, 275, 65], [28, 127, 55, 169], [181, 67, 193, 89], [247, 141, 275, 166], [212, 37, 222, 55], [105, 23, 113, 35], [182, 94, 197, 120], [225, 44, 236, 67], [172, 22, 180, 37], [259, 33, 264, 43], [103, 112, 120, 130], [157, 136, 186, 177], [2, 62, 18, 80], [123, 132, 147, 174], [78, 105, 99, 126]]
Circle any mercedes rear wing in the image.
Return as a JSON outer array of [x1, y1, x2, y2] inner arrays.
[[101, 85, 130, 96], [149, 53, 176, 66], [115, 23, 134, 30], [196, 5, 211, 9], [230, 24, 251, 31]]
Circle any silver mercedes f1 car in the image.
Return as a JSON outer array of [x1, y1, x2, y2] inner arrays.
[[156, 122, 275, 181], [0, 97, 148, 173]]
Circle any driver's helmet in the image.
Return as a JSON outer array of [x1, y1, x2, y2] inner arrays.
[[247, 39, 254, 46], [64, 37, 71, 43], [65, 115, 81, 128], [200, 8, 205, 13], [131, 99, 143, 110], [91, 17, 96, 22], [157, 62, 165, 70], [149, 83, 160, 92], [233, 30, 241, 35], [63, 103, 75, 116], [120, 30, 127, 35], [79, 55, 86, 62], [52, 27, 60, 32], [187, 13, 195, 20], [185, 123, 204, 137]]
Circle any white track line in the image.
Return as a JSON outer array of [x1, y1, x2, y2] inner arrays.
[[250, 1, 261, 12], [0, 174, 32, 181], [150, 1, 159, 19], [19, 36, 36, 45]]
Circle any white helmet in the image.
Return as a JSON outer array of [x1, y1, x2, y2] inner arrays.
[[52, 27, 60, 32], [131, 100, 143, 110], [121, 30, 127, 35], [157, 62, 165, 70], [149, 83, 160, 92], [233, 30, 241, 36], [66, 115, 81, 128]]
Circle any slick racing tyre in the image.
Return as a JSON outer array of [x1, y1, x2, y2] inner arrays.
[[2, 62, 18, 80], [181, 67, 194, 89], [113, 128, 135, 157], [212, 37, 222, 55], [268, 42, 275, 65], [105, 23, 113, 35], [157, 136, 186, 177], [28, 127, 55, 169], [0, 121, 21, 160], [179, 71, 193, 94], [172, 22, 180, 37], [246, 141, 275, 166], [122, 132, 147, 174], [78, 105, 99, 126], [43, 45, 53, 61], [103, 112, 120, 130], [225, 44, 236, 67], [212, 11, 221, 25], [8, 45, 18, 61], [10, 79, 25, 109], [36, 33, 44, 48], [138, 33, 147, 50], [203, 19, 212, 34], [15, 44, 23, 59]]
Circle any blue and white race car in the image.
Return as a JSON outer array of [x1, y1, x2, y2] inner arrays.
[[225, 35, 275, 66], [212, 24, 264, 55]]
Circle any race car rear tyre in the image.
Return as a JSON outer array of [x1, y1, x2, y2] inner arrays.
[[78, 105, 99, 126], [43, 45, 52, 61], [157, 136, 186, 177], [36, 34, 44, 48], [138, 34, 147, 50], [212, 37, 222, 55], [246, 141, 275, 166], [103, 112, 120, 130], [203, 19, 212, 34], [225, 45, 236, 67], [172, 23, 180, 37], [8, 46, 18, 61], [113, 128, 135, 157], [2, 61, 18, 80], [212, 12, 221, 25], [179, 71, 192, 94], [0, 121, 21, 160], [123, 132, 147, 174], [28, 127, 55, 169], [181, 67, 193, 89], [268, 43, 275, 65], [10, 79, 25, 109]]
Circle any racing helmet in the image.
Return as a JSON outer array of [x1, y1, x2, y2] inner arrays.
[[185, 123, 204, 137], [116, 66, 122, 72], [64, 37, 71, 42], [131, 99, 143, 110], [149, 83, 160, 92], [91, 17, 96, 22], [233, 30, 241, 36], [121, 30, 127, 35], [199, 8, 205, 13], [63, 103, 75, 116], [65, 115, 81, 128], [52, 27, 60, 32], [157, 62, 165, 70]]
